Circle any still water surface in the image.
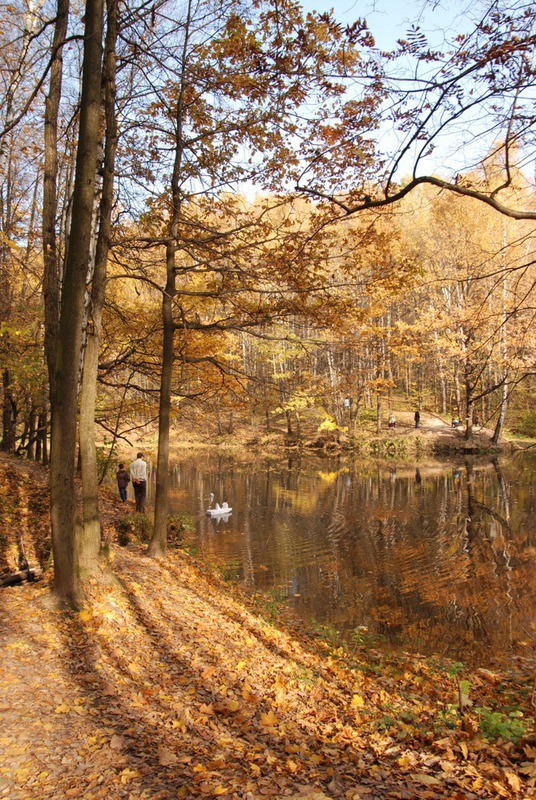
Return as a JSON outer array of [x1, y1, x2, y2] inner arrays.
[[169, 453, 536, 668]]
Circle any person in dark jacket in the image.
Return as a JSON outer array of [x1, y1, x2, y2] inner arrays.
[[116, 463, 130, 502], [414, 410, 420, 428]]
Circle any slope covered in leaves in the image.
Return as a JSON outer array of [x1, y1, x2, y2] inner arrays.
[[0, 456, 535, 800]]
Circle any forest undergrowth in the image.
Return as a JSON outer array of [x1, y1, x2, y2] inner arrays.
[[1, 454, 536, 800]]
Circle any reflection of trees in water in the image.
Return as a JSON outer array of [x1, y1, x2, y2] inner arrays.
[[170, 455, 536, 665], [336, 460, 532, 662]]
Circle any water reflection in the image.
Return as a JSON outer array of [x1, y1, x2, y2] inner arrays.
[[169, 454, 536, 667]]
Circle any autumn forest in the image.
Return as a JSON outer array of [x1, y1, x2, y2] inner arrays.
[[1, 0, 535, 597], [1, 0, 536, 797]]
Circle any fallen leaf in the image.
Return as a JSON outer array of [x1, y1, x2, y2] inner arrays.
[[120, 768, 138, 784], [260, 710, 279, 727], [201, 666, 216, 680], [476, 668, 501, 685], [158, 745, 178, 766], [109, 734, 125, 750], [410, 773, 441, 786], [491, 781, 509, 797], [504, 771, 521, 792]]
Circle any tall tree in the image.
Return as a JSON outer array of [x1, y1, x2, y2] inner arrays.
[[78, 0, 119, 573], [42, 0, 69, 395], [137, 0, 380, 556], [50, 0, 105, 606]]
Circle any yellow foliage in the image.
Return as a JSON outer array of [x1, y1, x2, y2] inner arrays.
[[318, 416, 337, 432]]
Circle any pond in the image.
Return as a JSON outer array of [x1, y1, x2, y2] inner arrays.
[[168, 452, 536, 668]]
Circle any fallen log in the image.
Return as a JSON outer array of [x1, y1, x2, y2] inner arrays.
[[1, 569, 40, 588]]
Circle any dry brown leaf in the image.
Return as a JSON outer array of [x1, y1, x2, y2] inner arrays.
[[157, 745, 178, 766], [476, 668, 501, 685], [109, 734, 125, 750], [410, 772, 441, 786]]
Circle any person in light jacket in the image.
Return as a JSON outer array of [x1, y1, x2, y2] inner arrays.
[[129, 452, 147, 512]]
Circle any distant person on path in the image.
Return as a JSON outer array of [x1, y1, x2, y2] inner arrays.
[[414, 410, 420, 428], [130, 452, 147, 512], [388, 412, 395, 429], [116, 463, 130, 502]]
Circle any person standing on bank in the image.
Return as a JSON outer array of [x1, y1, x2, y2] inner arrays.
[[414, 410, 420, 429], [130, 452, 147, 512], [116, 463, 130, 502]]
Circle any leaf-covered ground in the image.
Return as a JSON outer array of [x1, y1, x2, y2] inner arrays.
[[1, 455, 535, 800]]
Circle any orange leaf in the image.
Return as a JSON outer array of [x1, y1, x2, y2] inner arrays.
[[260, 710, 279, 727]]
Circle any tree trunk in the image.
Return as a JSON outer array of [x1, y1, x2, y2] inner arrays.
[[492, 378, 508, 445], [147, 275, 174, 558], [36, 407, 47, 464], [1, 369, 16, 452], [286, 408, 293, 436], [50, 0, 104, 607], [465, 399, 474, 440], [453, 364, 461, 418], [492, 256, 509, 446], [78, 330, 101, 572], [17, 416, 29, 456], [42, 0, 69, 396], [376, 394, 382, 434], [27, 407, 36, 460], [147, 0, 194, 559], [463, 354, 474, 440], [78, 0, 118, 574]]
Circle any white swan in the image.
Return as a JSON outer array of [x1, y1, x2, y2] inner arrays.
[[206, 501, 232, 516]]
